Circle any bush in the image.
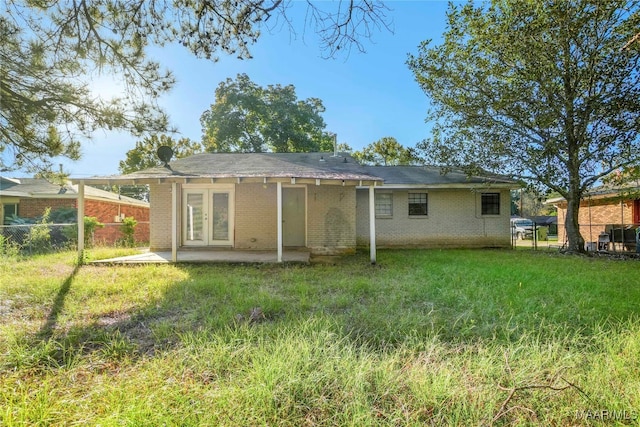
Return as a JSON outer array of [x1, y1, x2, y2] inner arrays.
[[62, 216, 104, 248], [537, 226, 548, 241], [119, 217, 138, 247], [49, 207, 77, 223], [25, 208, 52, 253]]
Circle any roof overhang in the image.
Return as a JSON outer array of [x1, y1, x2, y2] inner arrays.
[[72, 175, 383, 187], [357, 183, 518, 190]]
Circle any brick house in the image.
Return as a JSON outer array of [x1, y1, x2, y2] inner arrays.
[[71, 152, 517, 262], [355, 165, 514, 248], [0, 177, 150, 244], [548, 183, 640, 250]]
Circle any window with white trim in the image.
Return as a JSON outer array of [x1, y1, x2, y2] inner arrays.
[[375, 192, 393, 217], [408, 193, 428, 216]]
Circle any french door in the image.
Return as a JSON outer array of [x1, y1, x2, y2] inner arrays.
[[183, 187, 234, 246]]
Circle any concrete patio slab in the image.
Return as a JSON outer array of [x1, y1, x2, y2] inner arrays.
[[91, 249, 310, 264]]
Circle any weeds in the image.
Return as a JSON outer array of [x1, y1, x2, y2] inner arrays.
[[1, 249, 639, 425]]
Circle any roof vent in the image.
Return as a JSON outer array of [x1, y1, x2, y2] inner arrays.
[[319, 156, 326, 162]]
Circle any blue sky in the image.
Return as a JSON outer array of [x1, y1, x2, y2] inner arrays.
[[56, 1, 453, 177]]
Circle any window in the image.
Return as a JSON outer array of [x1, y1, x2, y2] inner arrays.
[[375, 193, 393, 217], [408, 193, 428, 216], [481, 193, 501, 215], [2, 203, 18, 225]]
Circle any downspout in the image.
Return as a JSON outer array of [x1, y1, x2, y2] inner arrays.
[[369, 184, 376, 264], [171, 182, 177, 262]]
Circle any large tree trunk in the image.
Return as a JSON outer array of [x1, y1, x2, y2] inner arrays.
[[564, 196, 585, 253]]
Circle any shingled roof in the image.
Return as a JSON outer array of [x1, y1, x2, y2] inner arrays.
[[0, 178, 148, 207], [361, 165, 516, 187], [72, 153, 383, 185], [69, 152, 518, 188]]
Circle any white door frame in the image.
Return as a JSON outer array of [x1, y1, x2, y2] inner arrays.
[[182, 184, 235, 247]]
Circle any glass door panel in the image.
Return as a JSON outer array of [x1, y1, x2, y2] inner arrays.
[[184, 191, 207, 245], [183, 188, 233, 246], [209, 191, 233, 246]]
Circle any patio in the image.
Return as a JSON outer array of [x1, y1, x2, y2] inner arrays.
[[91, 249, 310, 265]]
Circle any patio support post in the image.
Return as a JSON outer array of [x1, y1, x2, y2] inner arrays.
[[77, 180, 85, 264], [369, 185, 376, 264], [277, 181, 283, 263], [171, 182, 177, 262]]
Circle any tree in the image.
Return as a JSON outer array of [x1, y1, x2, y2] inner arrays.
[[119, 135, 203, 174], [201, 74, 332, 153], [116, 134, 203, 200], [407, 0, 640, 253], [352, 137, 420, 165], [1, 1, 390, 173]]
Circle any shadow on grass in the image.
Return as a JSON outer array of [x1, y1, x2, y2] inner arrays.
[[36, 264, 80, 342], [13, 249, 640, 369]]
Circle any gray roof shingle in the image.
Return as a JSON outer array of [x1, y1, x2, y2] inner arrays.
[[362, 165, 516, 186], [0, 178, 148, 206], [69, 152, 518, 188]]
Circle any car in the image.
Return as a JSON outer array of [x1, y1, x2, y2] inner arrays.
[[511, 218, 536, 240]]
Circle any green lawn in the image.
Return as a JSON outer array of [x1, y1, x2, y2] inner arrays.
[[1, 249, 639, 425]]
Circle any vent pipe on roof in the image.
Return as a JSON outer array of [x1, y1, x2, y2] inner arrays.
[[333, 133, 338, 157]]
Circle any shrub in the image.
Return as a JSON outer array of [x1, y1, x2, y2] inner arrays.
[[119, 217, 138, 247], [49, 207, 77, 223], [62, 216, 104, 248], [25, 208, 52, 253]]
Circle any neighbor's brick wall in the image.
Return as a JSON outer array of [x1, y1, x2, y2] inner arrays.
[[556, 198, 635, 245], [18, 198, 76, 218], [356, 188, 511, 248], [307, 185, 357, 255], [86, 200, 150, 244], [16, 197, 150, 245], [235, 183, 278, 250], [149, 183, 174, 250]]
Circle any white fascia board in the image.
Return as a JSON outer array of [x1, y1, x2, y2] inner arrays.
[[355, 183, 517, 190]]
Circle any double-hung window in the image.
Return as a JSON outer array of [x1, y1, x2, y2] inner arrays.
[[375, 192, 393, 218], [408, 193, 428, 216]]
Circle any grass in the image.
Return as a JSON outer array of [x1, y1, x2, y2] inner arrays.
[[1, 249, 639, 425]]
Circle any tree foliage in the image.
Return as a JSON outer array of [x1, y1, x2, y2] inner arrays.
[[407, 0, 640, 252], [201, 73, 333, 153], [119, 135, 203, 174], [1, 1, 390, 172], [352, 137, 420, 166], [117, 134, 203, 200]]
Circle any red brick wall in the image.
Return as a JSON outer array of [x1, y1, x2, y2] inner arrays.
[[18, 198, 77, 218], [85, 200, 150, 245], [84, 200, 149, 223], [556, 197, 637, 244], [16, 197, 150, 245]]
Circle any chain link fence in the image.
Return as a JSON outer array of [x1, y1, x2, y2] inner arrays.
[[0, 222, 149, 255], [513, 220, 640, 253]]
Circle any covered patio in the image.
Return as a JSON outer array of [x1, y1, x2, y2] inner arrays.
[[72, 153, 382, 264], [91, 248, 311, 264]]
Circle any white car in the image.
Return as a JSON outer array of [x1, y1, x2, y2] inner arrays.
[[511, 218, 536, 240]]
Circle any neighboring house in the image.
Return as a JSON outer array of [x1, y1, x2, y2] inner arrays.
[[548, 182, 640, 250], [0, 177, 150, 244], [70, 153, 518, 261]]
